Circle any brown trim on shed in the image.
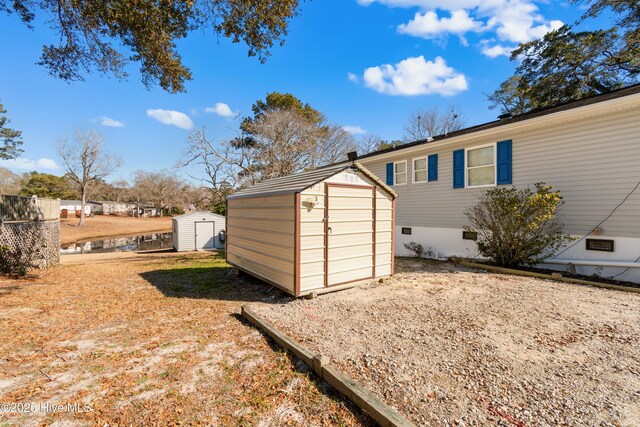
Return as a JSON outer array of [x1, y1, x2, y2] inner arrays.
[[328, 275, 376, 288], [372, 186, 376, 279], [391, 198, 396, 275], [294, 192, 301, 297], [323, 182, 329, 288], [323, 182, 376, 190]]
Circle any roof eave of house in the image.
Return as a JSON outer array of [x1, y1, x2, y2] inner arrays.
[[355, 87, 640, 163]]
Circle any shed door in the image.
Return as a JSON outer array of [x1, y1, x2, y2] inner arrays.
[[195, 221, 215, 249], [325, 184, 375, 287]]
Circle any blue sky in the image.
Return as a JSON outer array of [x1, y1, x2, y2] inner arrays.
[[0, 0, 584, 184]]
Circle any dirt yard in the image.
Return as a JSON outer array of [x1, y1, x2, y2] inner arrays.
[[253, 258, 640, 426], [60, 215, 172, 244], [0, 252, 371, 426]]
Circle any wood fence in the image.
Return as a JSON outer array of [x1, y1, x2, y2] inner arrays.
[[0, 195, 60, 222]]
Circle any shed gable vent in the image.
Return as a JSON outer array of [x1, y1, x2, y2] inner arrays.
[[586, 238, 614, 252]]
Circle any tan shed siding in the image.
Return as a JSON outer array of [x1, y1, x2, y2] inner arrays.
[[326, 184, 375, 286], [227, 194, 295, 293], [361, 107, 640, 237], [299, 184, 326, 292], [375, 188, 394, 275], [299, 173, 395, 292]]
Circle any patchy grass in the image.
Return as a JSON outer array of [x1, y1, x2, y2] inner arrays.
[[0, 252, 371, 426]]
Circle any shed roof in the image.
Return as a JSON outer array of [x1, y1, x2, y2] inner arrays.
[[227, 162, 397, 200], [172, 211, 225, 221]]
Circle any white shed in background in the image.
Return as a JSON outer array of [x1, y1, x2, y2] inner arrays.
[[172, 211, 226, 251]]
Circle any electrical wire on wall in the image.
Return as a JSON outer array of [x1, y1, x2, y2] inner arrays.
[[551, 178, 640, 278]]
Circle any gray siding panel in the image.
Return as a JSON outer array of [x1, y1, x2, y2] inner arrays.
[[172, 212, 226, 251], [361, 108, 640, 237]]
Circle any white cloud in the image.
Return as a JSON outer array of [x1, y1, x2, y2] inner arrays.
[[362, 55, 468, 96], [100, 116, 124, 128], [399, 10, 484, 39], [146, 109, 193, 130], [359, 0, 564, 52], [204, 102, 236, 118], [347, 72, 360, 83], [481, 43, 513, 57], [343, 126, 367, 135], [0, 157, 59, 171]]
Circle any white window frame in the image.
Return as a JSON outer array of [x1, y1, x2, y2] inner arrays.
[[412, 156, 428, 184], [394, 160, 407, 186], [465, 143, 497, 189]]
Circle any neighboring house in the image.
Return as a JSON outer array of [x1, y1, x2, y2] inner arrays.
[[355, 85, 640, 283], [99, 201, 137, 216], [60, 200, 101, 217]]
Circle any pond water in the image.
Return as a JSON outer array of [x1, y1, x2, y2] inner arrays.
[[60, 232, 173, 255]]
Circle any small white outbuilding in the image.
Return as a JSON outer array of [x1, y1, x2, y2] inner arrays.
[[226, 162, 397, 297], [172, 211, 226, 251]]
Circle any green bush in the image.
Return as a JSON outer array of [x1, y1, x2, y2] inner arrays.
[[464, 183, 572, 267]]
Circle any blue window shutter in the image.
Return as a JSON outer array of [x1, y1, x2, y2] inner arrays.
[[497, 140, 513, 185], [428, 154, 438, 181], [386, 162, 394, 186], [453, 150, 464, 188]]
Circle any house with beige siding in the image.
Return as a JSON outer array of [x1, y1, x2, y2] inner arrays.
[[356, 85, 640, 283]]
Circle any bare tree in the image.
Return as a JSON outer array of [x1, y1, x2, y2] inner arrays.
[[0, 167, 23, 195], [132, 170, 188, 216], [57, 130, 122, 226], [403, 106, 466, 142], [243, 108, 323, 179], [312, 124, 358, 167], [182, 108, 366, 204], [180, 129, 249, 211], [357, 134, 385, 155]]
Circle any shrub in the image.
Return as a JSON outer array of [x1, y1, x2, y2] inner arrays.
[[464, 183, 572, 267], [404, 241, 425, 258], [0, 239, 43, 277]]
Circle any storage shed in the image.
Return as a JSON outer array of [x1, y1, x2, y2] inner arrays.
[[226, 162, 397, 297], [172, 211, 226, 251]]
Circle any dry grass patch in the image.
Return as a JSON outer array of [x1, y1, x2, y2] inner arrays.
[[0, 252, 371, 426]]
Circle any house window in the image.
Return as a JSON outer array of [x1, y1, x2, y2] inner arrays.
[[466, 144, 496, 187], [394, 161, 407, 185], [413, 158, 427, 183]]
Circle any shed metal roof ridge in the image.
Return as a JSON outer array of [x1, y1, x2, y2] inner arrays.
[[227, 162, 397, 200]]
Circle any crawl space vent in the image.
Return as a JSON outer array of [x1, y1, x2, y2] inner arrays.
[[401, 227, 412, 235], [463, 231, 478, 241], [586, 238, 614, 252]]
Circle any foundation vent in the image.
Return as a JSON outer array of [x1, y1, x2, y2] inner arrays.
[[586, 238, 614, 252]]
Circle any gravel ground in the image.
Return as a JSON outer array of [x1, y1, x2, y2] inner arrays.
[[253, 258, 640, 426]]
